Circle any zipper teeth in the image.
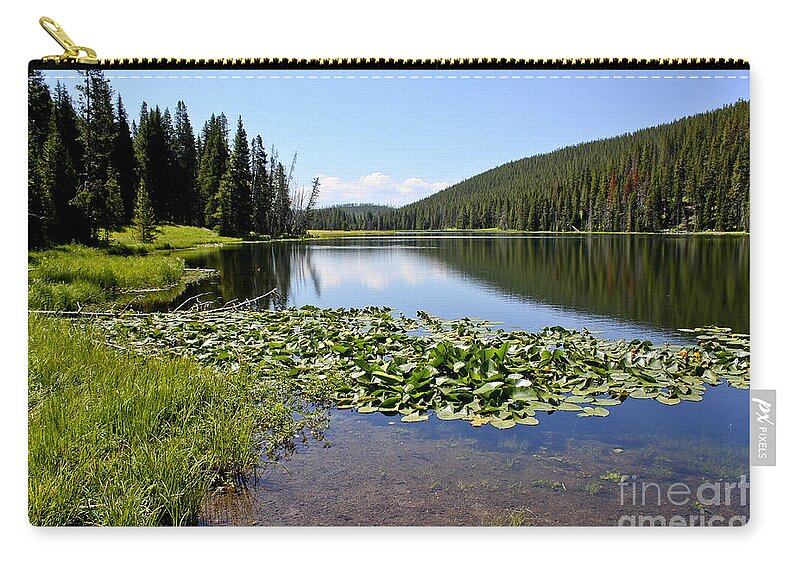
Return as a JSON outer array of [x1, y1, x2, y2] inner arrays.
[[33, 57, 750, 69]]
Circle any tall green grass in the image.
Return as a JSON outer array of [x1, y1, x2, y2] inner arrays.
[[28, 316, 267, 526], [110, 224, 241, 252], [28, 245, 185, 311]]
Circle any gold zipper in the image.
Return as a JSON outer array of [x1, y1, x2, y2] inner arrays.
[[39, 16, 98, 65], [36, 16, 748, 70]]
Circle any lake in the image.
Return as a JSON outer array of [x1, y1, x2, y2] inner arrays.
[[174, 234, 750, 526]]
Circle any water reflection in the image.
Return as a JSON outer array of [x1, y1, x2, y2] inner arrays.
[[180, 235, 750, 526], [175, 235, 749, 339], [421, 235, 749, 333]]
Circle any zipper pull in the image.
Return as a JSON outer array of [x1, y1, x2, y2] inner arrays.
[[39, 16, 99, 64]]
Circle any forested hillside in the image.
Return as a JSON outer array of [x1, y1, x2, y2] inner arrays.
[[28, 69, 318, 248], [310, 204, 395, 230], [311, 101, 749, 232]]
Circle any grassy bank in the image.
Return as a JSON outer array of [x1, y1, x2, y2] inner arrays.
[[28, 225, 243, 311], [109, 224, 241, 253], [28, 244, 186, 311], [28, 315, 335, 526]]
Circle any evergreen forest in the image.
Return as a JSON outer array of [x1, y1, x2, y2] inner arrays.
[[311, 101, 749, 232], [28, 69, 319, 248], [29, 68, 749, 245]]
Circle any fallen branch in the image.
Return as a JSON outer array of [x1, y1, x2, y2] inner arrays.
[[29, 310, 149, 318], [120, 295, 145, 313], [172, 292, 213, 313], [121, 286, 176, 294], [29, 289, 280, 319], [202, 289, 278, 313]]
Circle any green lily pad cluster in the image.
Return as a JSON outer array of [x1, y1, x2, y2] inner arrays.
[[96, 306, 749, 430]]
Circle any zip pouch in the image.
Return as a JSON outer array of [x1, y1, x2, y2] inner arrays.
[[28, 17, 751, 527]]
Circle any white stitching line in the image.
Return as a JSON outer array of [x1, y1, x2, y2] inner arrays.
[[46, 74, 750, 80]]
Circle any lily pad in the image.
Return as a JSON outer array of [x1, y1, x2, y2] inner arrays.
[[474, 381, 504, 396], [98, 308, 750, 432], [400, 412, 429, 423], [489, 418, 517, 429], [514, 415, 540, 426], [591, 398, 622, 407], [655, 394, 681, 405], [525, 401, 556, 412], [435, 406, 467, 421]]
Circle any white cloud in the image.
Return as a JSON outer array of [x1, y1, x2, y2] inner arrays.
[[308, 247, 450, 291], [314, 172, 450, 207]]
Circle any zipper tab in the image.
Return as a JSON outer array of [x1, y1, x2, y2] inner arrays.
[[31, 16, 748, 70], [39, 16, 98, 64]]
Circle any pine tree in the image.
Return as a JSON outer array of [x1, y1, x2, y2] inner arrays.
[[197, 114, 229, 227], [135, 106, 174, 222], [173, 101, 198, 224], [39, 111, 78, 244], [72, 166, 123, 243], [28, 71, 53, 247], [132, 180, 156, 243], [51, 83, 83, 170], [112, 95, 137, 222], [292, 177, 321, 234], [216, 165, 235, 235], [46, 83, 89, 242], [28, 70, 52, 154], [29, 124, 53, 248], [250, 135, 271, 234], [274, 161, 291, 236], [74, 70, 120, 241], [729, 150, 749, 231], [223, 116, 252, 236], [161, 107, 177, 220]]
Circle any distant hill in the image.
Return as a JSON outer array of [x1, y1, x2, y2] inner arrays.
[[310, 203, 396, 230], [312, 101, 749, 232]]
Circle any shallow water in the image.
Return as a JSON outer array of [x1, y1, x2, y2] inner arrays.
[[175, 235, 749, 526], [202, 388, 748, 526]]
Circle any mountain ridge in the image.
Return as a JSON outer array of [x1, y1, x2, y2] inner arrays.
[[312, 100, 749, 232]]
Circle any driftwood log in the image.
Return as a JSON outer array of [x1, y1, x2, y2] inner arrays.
[[29, 288, 279, 318]]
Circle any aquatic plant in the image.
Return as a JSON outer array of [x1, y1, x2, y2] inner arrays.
[[585, 482, 603, 495], [95, 307, 749, 430], [532, 479, 566, 490], [601, 471, 629, 483], [481, 507, 533, 526], [497, 435, 531, 454]]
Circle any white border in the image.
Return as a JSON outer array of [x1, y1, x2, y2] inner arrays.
[[3, 1, 794, 568]]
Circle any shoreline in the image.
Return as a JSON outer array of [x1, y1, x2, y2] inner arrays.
[[305, 228, 751, 239]]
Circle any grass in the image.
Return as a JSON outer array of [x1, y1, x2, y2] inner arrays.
[[481, 507, 534, 526], [28, 315, 336, 526], [28, 244, 185, 311], [109, 224, 241, 253], [585, 481, 603, 495], [28, 225, 243, 311]]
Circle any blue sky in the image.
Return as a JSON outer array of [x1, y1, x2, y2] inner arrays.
[[41, 69, 749, 207]]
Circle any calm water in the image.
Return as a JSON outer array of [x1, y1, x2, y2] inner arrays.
[[177, 235, 750, 526]]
